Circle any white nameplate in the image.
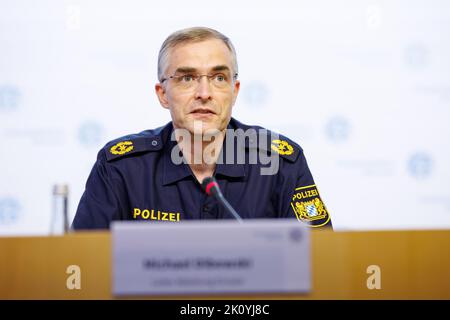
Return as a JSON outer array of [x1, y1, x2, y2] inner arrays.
[[112, 219, 310, 296]]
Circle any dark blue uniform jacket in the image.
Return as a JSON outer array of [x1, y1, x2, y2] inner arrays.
[[72, 118, 332, 229]]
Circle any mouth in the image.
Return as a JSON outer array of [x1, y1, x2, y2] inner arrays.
[[190, 108, 216, 115]]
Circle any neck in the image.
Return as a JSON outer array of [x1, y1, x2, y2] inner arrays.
[[175, 128, 226, 182]]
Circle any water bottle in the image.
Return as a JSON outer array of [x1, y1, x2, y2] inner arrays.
[[51, 184, 69, 235]]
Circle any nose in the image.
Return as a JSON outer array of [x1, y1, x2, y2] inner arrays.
[[194, 76, 212, 101]]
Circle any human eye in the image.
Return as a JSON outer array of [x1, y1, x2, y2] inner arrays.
[[179, 74, 196, 82], [212, 73, 228, 82]]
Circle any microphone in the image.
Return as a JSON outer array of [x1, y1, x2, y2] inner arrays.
[[201, 177, 243, 223]]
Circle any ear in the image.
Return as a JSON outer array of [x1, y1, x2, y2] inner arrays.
[[231, 80, 240, 107], [155, 83, 170, 109]]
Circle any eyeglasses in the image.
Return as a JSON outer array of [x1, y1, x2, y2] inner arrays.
[[161, 72, 238, 91]]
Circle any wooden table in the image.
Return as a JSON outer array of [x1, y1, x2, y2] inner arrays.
[[1, 229, 449, 299]]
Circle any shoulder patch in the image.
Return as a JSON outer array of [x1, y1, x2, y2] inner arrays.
[[105, 136, 163, 162], [290, 184, 331, 228]]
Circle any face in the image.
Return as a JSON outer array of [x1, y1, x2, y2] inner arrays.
[[155, 39, 240, 135]]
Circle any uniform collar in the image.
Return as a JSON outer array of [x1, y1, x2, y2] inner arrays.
[[215, 119, 246, 179], [162, 119, 246, 186], [162, 124, 192, 186]]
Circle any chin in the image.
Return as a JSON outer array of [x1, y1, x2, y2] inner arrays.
[[184, 119, 219, 135]]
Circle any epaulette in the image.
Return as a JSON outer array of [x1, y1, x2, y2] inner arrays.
[[267, 133, 302, 162], [104, 134, 163, 162], [238, 127, 302, 163]]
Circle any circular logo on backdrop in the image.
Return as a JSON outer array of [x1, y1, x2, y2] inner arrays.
[[0, 197, 21, 225], [289, 228, 303, 242], [78, 121, 104, 147], [325, 116, 351, 143], [0, 85, 21, 112], [404, 44, 429, 69], [242, 81, 269, 108], [408, 152, 433, 179]]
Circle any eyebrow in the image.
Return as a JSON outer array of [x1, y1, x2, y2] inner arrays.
[[211, 65, 230, 72], [174, 65, 231, 74], [174, 67, 197, 74]]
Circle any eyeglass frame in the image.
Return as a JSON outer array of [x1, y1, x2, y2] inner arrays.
[[160, 71, 239, 86]]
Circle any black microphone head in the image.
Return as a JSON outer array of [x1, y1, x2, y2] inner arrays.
[[201, 176, 241, 221], [202, 176, 219, 196]]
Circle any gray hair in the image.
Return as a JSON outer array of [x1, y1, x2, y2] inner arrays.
[[157, 27, 238, 82]]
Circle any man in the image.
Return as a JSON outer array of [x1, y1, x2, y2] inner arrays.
[[72, 27, 332, 229]]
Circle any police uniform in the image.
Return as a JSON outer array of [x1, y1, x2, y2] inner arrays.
[[72, 118, 332, 229]]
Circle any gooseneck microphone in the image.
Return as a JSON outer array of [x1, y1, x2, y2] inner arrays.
[[201, 177, 243, 223]]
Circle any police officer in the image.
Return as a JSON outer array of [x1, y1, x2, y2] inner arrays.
[[72, 27, 332, 230]]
